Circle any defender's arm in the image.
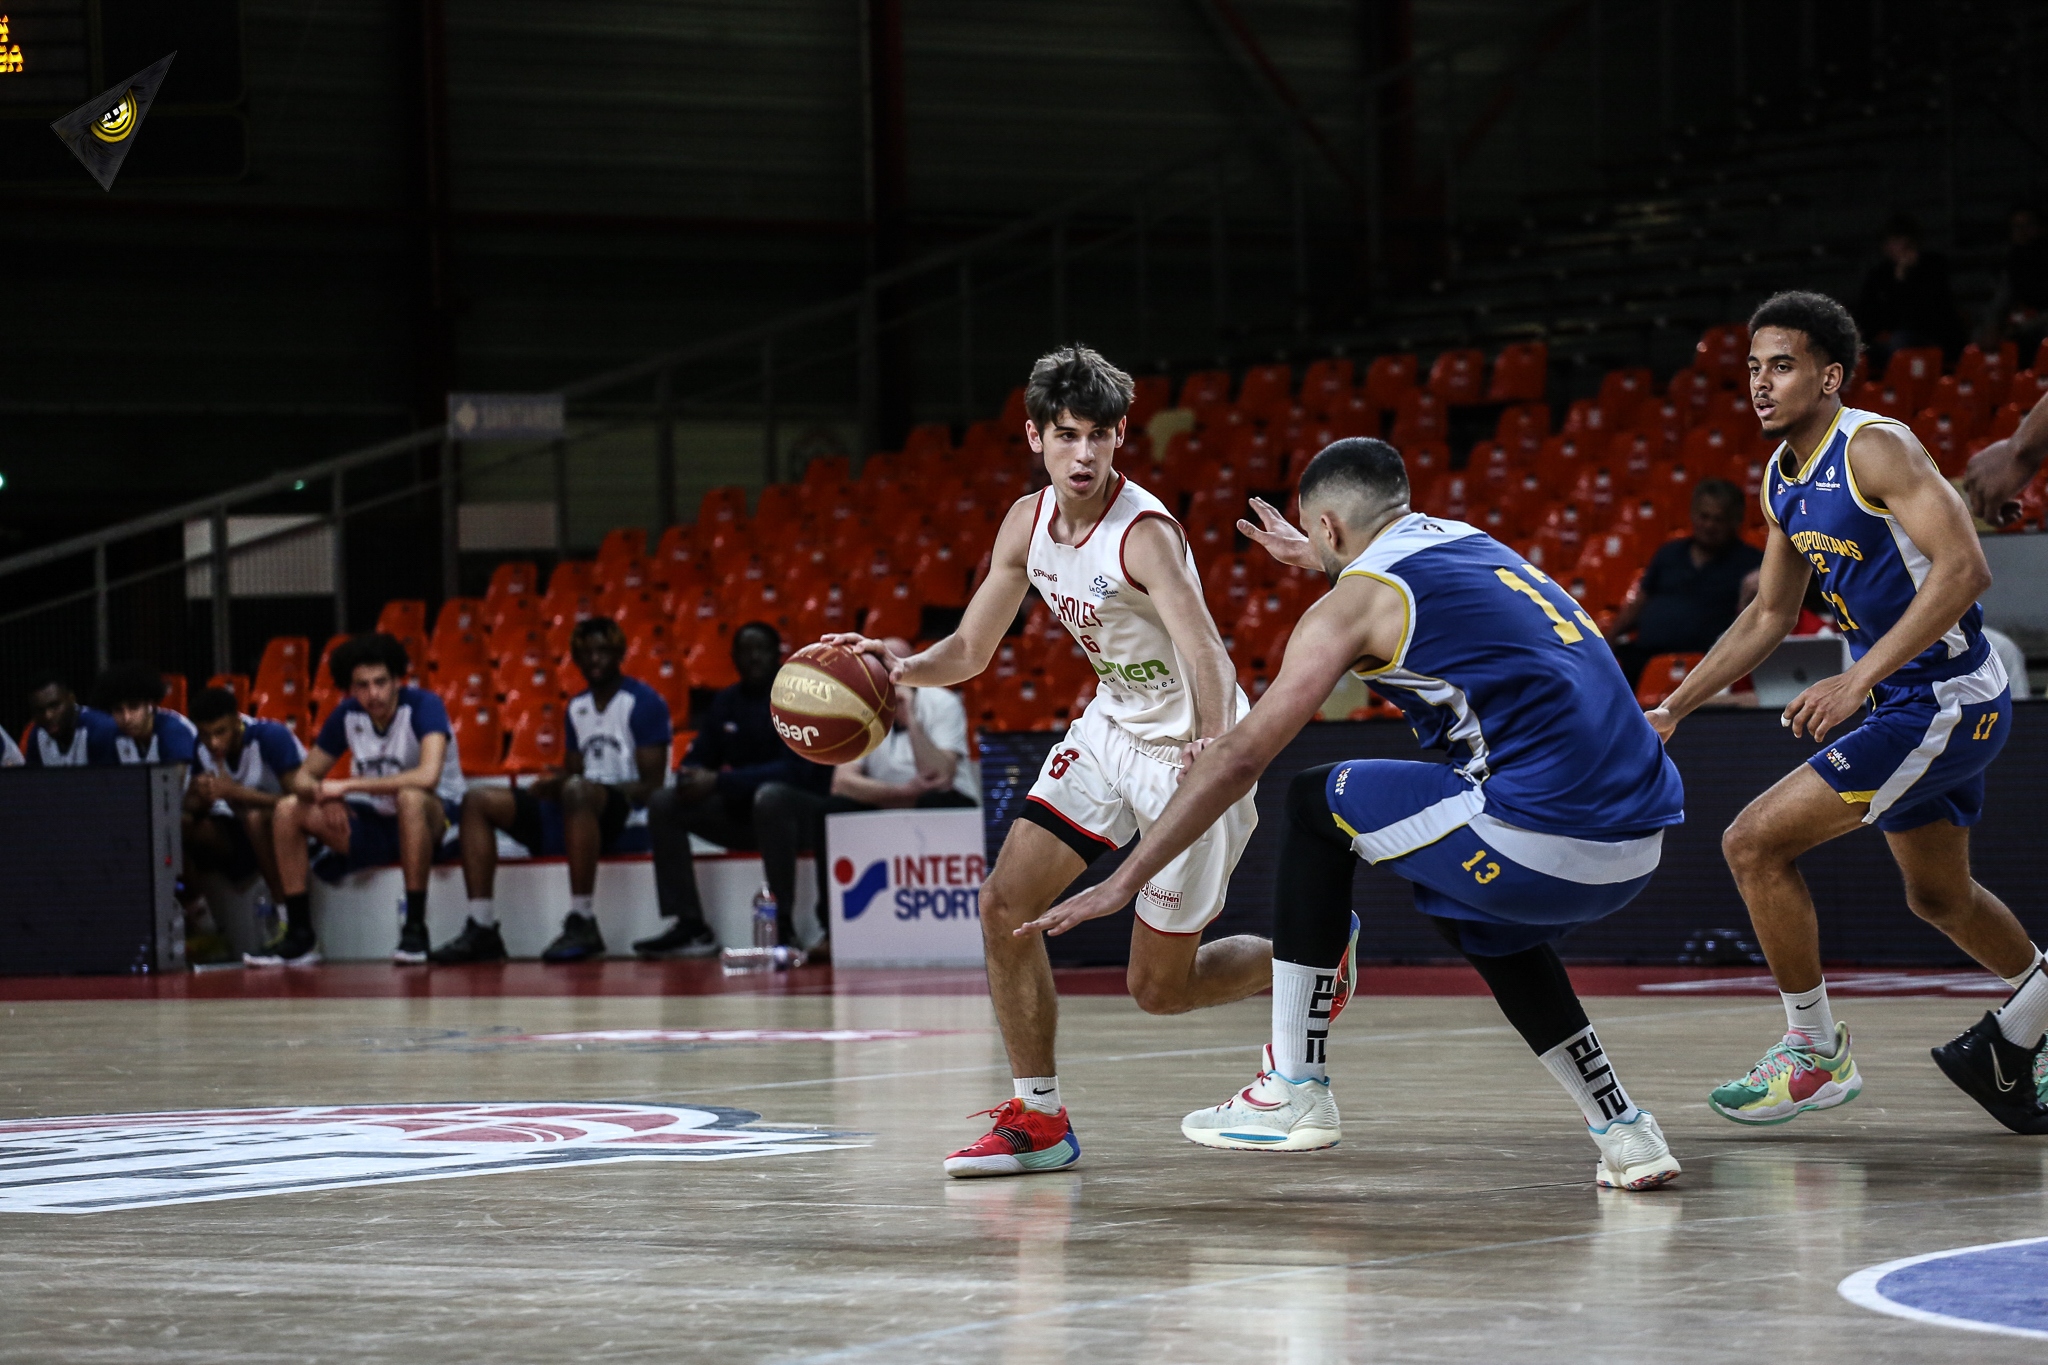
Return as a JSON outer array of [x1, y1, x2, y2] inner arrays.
[[1018, 574, 1401, 937]]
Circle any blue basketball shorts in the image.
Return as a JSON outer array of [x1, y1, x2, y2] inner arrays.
[[312, 796, 458, 882], [1324, 759, 1663, 956], [1806, 654, 2011, 833]]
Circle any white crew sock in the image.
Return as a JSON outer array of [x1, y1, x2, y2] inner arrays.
[[467, 898, 496, 927], [569, 894, 594, 920], [1539, 1025, 1640, 1130], [1994, 947, 2048, 1049], [1781, 982, 1836, 1050], [1271, 960, 1338, 1083], [1014, 1076, 1060, 1114]]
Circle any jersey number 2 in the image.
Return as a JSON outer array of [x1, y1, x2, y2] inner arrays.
[[1494, 566, 1600, 643]]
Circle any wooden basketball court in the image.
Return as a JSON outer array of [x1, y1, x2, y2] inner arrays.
[[2, 963, 2043, 1361]]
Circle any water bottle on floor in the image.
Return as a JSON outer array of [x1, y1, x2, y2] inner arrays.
[[722, 884, 784, 974]]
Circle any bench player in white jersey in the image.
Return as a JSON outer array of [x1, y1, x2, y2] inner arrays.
[[829, 345, 1279, 1178]]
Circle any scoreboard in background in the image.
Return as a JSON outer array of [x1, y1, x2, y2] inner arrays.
[[0, 0, 244, 183]]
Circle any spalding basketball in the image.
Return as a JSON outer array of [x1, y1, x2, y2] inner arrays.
[[770, 643, 898, 764]]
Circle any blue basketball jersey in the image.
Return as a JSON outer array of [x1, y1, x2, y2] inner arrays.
[[1765, 406, 1989, 687], [1344, 514, 1685, 838]]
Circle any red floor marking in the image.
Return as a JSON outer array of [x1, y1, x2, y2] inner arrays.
[[0, 961, 1992, 1003]]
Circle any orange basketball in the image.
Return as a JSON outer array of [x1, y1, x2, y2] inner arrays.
[[770, 643, 898, 764]]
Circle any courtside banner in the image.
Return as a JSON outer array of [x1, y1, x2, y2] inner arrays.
[[827, 808, 987, 967]]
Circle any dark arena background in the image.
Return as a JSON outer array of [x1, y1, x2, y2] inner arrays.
[[4, 3, 2048, 1361]]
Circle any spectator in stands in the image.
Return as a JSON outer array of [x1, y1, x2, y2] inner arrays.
[[19, 674, 117, 767], [93, 662, 198, 767], [434, 617, 673, 966], [0, 724, 20, 766], [1981, 201, 2048, 355], [253, 633, 466, 968], [1854, 213, 1964, 367], [753, 637, 980, 955], [634, 621, 830, 958], [183, 686, 306, 961], [1607, 479, 1765, 688]]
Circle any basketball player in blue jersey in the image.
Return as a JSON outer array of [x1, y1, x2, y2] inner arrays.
[[185, 686, 306, 956], [1652, 291, 2048, 1134], [20, 675, 119, 768], [433, 616, 672, 965], [255, 633, 467, 968], [1030, 438, 1690, 1190], [94, 662, 199, 768]]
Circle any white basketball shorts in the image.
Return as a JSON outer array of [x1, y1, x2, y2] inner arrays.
[[1022, 703, 1258, 936]]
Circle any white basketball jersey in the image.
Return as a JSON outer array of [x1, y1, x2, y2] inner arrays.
[[1023, 473, 1242, 745]]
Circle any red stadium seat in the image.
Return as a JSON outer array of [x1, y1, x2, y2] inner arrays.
[[1486, 341, 1548, 404], [1882, 348, 1944, 413], [1390, 391, 1445, 448], [1694, 325, 1749, 388], [1128, 376, 1172, 431], [1426, 348, 1486, 406], [1597, 368, 1655, 429], [1299, 357, 1355, 417], [376, 600, 427, 639], [450, 702, 506, 777], [160, 674, 189, 716], [1237, 364, 1293, 422], [486, 561, 540, 605], [257, 636, 311, 684], [1363, 354, 1418, 412], [1178, 370, 1233, 410], [1635, 653, 1705, 708], [431, 600, 486, 658], [207, 673, 252, 710], [500, 704, 563, 776]]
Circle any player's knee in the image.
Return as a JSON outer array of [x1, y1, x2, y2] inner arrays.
[[977, 878, 1026, 933], [1126, 965, 1193, 1016], [1721, 814, 1773, 877], [1287, 765, 1348, 846], [561, 775, 602, 813], [395, 786, 430, 815], [274, 794, 303, 830], [1903, 879, 1971, 928]]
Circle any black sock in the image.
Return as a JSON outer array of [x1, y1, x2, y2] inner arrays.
[[285, 892, 312, 933], [1431, 917, 1590, 1055], [1273, 765, 1359, 966], [404, 889, 427, 928]]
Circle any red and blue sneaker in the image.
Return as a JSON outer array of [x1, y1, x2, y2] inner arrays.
[[943, 1099, 1081, 1178]]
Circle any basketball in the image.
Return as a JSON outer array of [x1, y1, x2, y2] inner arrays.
[[769, 643, 898, 764]]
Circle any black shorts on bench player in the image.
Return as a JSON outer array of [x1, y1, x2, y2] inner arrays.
[[256, 633, 467, 967], [435, 617, 673, 965]]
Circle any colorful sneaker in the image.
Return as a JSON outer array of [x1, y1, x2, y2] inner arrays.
[[943, 1099, 1080, 1178], [1708, 1022, 1861, 1124], [1180, 1044, 1341, 1152], [1328, 911, 1361, 1025], [1591, 1109, 1680, 1190], [1930, 1012, 2048, 1135]]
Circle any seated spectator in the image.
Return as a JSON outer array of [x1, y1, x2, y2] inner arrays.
[[1855, 213, 1963, 367], [1608, 479, 1765, 687], [754, 638, 979, 955], [1, 723, 21, 766], [435, 617, 673, 965], [184, 686, 306, 958], [253, 633, 466, 968], [20, 674, 117, 767], [634, 622, 830, 958], [94, 662, 198, 767], [1982, 201, 2048, 355]]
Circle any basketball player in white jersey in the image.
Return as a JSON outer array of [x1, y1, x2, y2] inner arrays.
[[829, 345, 1286, 1178]]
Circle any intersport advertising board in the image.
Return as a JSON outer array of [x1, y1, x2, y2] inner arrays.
[[826, 808, 987, 967]]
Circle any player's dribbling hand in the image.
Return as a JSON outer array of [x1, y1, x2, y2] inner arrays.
[[1643, 707, 1677, 743], [820, 633, 907, 683], [1015, 879, 1129, 938], [1236, 497, 1320, 570], [1781, 673, 1866, 743], [1962, 438, 2030, 528]]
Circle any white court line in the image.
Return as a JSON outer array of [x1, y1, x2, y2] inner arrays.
[[626, 1002, 1770, 1099], [1838, 1236, 2048, 1342], [785, 1192, 2041, 1363]]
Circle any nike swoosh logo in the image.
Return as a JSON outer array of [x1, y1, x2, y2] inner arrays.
[[1794, 1002, 1817, 1010], [1991, 1047, 2016, 1093], [1031, 1087, 1055, 1096]]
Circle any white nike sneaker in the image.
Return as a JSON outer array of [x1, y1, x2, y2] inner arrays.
[[1181, 1045, 1341, 1152], [1591, 1109, 1680, 1191]]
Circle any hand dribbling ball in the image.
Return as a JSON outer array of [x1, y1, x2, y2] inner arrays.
[[770, 642, 898, 764]]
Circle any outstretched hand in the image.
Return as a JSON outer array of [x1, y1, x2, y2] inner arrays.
[[1236, 497, 1320, 571], [1015, 879, 1131, 938]]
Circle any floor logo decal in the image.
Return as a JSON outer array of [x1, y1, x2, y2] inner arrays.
[[1839, 1236, 2048, 1340], [0, 1102, 861, 1215]]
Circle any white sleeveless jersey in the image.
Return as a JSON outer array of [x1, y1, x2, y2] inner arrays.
[[1023, 473, 1243, 745]]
